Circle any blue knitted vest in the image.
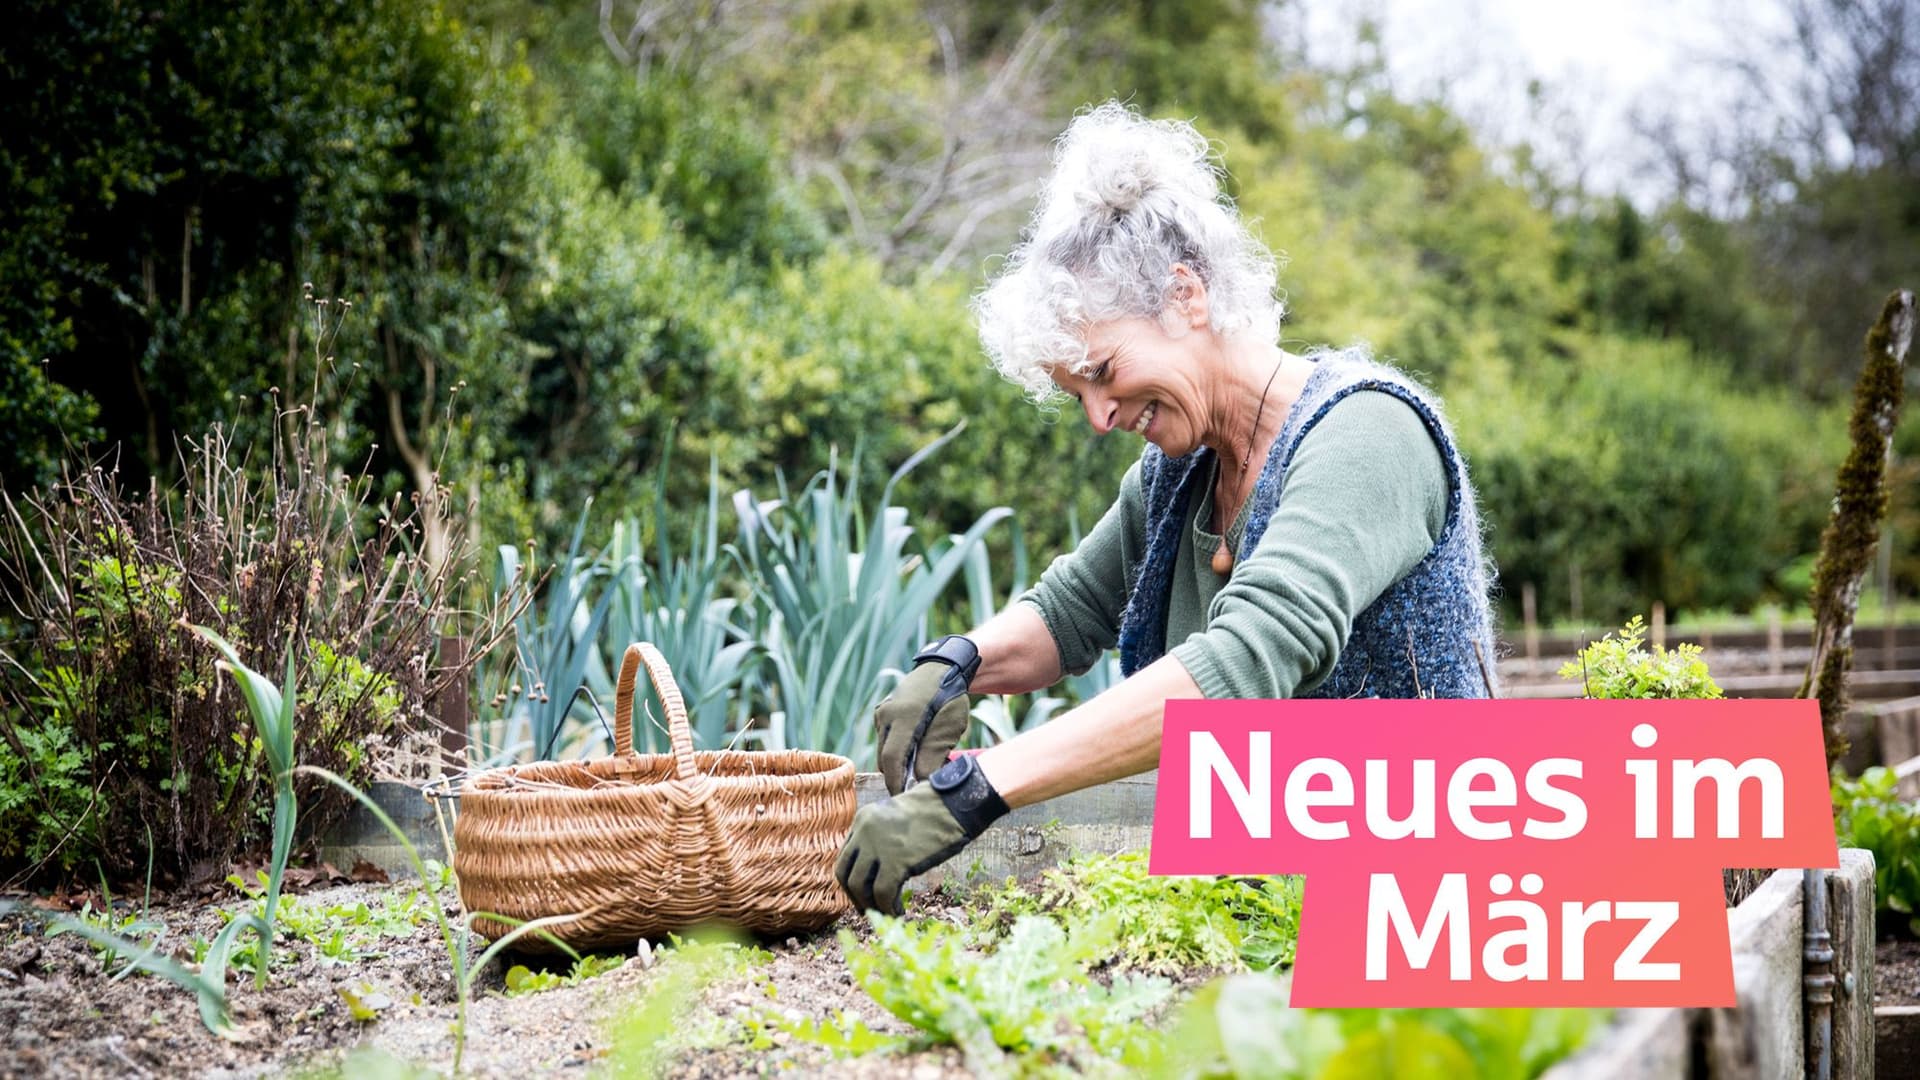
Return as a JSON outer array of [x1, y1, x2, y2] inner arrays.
[[1116, 350, 1498, 698]]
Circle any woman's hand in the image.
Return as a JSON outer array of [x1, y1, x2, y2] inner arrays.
[[874, 607, 1066, 794], [836, 754, 1009, 914], [874, 635, 979, 795]]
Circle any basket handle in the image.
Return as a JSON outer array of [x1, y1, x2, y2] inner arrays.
[[613, 642, 697, 778]]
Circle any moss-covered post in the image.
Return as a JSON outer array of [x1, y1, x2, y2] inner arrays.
[[1801, 290, 1915, 764]]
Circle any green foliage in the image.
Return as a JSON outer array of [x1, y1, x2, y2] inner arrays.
[[734, 433, 1010, 759], [0, 366, 500, 881], [1832, 766, 1920, 932], [602, 936, 774, 1078], [212, 870, 439, 970], [977, 851, 1302, 974], [1452, 336, 1841, 624], [765, 1009, 910, 1059], [1159, 973, 1605, 1079], [0, 712, 96, 868], [188, 624, 299, 988], [587, 456, 761, 756], [300, 764, 586, 1074], [503, 953, 627, 997], [841, 913, 1172, 1073], [569, 70, 826, 263], [473, 430, 1010, 762], [1558, 617, 1724, 700]]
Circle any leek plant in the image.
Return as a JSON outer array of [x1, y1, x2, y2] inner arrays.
[[491, 508, 616, 761], [187, 625, 297, 989], [734, 428, 1010, 759], [591, 455, 760, 753], [53, 625, 301, 1031]]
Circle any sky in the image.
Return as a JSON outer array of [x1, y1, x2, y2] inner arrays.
[[1278, 0, 1772, 204]]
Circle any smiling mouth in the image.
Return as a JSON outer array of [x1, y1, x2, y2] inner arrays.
[[1130, 401, 1158, 436]]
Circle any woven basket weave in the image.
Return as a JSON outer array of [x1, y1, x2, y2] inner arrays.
[[453, 642, 855, 949]]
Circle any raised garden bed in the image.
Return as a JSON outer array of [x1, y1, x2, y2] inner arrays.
[[2, 773, 1869, 1078], [0, 772, 1601, 1077]]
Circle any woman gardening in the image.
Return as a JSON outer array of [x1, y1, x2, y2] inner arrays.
[[835, 103, 1498, 914]]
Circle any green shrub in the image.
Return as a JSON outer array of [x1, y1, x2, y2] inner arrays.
[[0, 402, 500, 881], [1454, 336, 1840, 625], [1557, 616, 1724, 700], [1832, 766, 1920, 932]]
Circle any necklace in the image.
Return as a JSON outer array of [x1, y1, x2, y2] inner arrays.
[[1210, 353, 1288, 576]]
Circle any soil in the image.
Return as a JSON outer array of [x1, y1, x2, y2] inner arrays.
[[1876, 934, 1920, 1007], [0, 880, 985, 1079]]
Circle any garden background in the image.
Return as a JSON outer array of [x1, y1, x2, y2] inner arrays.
[[3, 0, 1918, 883]]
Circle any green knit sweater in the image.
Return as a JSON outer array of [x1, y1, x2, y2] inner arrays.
[[1018, 390, 1448, 699]]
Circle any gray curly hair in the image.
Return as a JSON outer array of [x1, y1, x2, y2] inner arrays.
[[973, 103, 1283, 401]]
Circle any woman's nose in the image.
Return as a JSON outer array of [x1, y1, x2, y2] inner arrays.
[[1082, 391, 1119, 435]]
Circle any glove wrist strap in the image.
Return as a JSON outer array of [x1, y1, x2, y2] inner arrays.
[[913, 634, 982, 686], [928, 753, 1010, 837]]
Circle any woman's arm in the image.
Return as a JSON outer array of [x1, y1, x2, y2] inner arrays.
[[966, 602, 1067, 694], [975, 651, 1197, 807]]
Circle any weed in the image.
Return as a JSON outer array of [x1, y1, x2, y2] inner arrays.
[[1155, 973, 1606, 1079], [975, 851, 1302, 974], [47, 901, 164, 974], [836, 913, 1170, 1074], [503, 953, 627, 996], [602, 935, 773, 1078]]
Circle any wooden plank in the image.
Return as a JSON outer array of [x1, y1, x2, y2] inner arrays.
[[438, 633, 469, 770], [1880, 699, 1920, 771], [1877, 1007, 1920, 1079], [1895, 754, 1920, 801], [1704, 868, 1804, 1080], [1507, 667, 1920, 701], [1830, 850, 1877, 1080]]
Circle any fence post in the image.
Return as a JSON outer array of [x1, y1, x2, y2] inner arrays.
[[1768, 605, 1784, 676], [1651, 602, 1666, 651], [439, 633, 469, 773]]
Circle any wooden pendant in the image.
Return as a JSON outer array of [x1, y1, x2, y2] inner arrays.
[[1211, 541, 1234, 576]]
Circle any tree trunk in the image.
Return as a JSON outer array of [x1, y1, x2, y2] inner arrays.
[[1801, 289, 1915, 763]]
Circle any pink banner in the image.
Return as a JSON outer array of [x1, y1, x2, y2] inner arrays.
[[1150, 699, 1837, 1006]]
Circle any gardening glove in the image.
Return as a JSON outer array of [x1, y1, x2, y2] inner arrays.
[[836, 753, 1009, 916], [874, 634, 981, 796]]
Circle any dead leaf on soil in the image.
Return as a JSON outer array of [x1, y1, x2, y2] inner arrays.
[[348, 860, 389, 884]]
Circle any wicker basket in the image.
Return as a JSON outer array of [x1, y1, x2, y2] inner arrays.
[[453, 642, 855, 949]]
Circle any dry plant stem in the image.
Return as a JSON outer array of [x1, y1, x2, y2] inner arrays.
[[1800, 290, 1915, 762], [0, 299, 512, 882]]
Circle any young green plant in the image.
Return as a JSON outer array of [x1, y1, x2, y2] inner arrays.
[[299, 766, 582, 1075], [187, 624, 298, 988]]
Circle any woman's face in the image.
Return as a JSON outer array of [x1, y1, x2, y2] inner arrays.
[[1052, 313, 1213, 457]]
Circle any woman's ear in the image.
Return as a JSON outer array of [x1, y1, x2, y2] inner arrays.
[[1166, 263, 1212, 331]]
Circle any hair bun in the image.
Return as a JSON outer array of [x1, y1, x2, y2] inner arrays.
[[1087, 150, 1154, 214], [1035, 103, 1220, 235]]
